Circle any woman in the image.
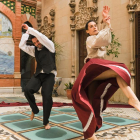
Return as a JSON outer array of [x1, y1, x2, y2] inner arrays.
[[71, 6, 140, 140]]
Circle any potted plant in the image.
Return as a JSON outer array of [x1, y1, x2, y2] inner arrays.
[[64, 82, 74, 99]]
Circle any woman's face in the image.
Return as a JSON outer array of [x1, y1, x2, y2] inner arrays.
[[86, 21, 99, 36]]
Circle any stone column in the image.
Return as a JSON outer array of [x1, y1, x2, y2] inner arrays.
[[127, 0, 137, 91], [49, 9, 55, 41], [14, 0, 22, 87], [69, 0, 76, 80]]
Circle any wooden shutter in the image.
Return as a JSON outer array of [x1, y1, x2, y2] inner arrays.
[[79, 30, 88, 72], [135, 11, 140, 100]]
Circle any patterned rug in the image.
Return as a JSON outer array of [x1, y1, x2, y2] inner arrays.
[[0, 106, 140, 140], [0, 97, 73, 107], [0, 97, 133, 108]]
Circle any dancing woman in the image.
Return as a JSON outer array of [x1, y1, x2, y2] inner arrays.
[[71, 6, 140, 140]]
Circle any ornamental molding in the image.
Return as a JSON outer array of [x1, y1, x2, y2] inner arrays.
[[127, 0, 140, 12], [37, 9, 55, 39], [69, 0, 98, 31], [93, 0, 98, 3], [21, 0, 37, 7]]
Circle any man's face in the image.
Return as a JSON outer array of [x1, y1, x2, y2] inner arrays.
[[32, 37, 43, 49]]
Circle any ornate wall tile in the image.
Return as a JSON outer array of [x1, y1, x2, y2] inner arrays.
[[21, 4, 36, 17], [0, 0, 15, 13]]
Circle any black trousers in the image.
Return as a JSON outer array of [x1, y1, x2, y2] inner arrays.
[[24, 73, 55, 125]]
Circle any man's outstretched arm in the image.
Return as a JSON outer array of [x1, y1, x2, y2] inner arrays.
[[19, 32, 35, 57]]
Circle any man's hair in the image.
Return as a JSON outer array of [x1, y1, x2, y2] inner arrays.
[[30, 35, 36, 40]]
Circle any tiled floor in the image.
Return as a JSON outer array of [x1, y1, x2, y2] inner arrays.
[[0, 94, 140, 140], [0, 106, 140, 140]]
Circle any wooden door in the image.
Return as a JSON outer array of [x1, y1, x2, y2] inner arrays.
[[135, 11, 140, 100], [79, 30, 88, 72]]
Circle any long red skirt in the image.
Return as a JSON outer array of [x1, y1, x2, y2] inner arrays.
[[71, 58, 131, 139]]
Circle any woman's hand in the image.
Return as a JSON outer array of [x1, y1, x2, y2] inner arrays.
[[22, 24, 29, 31], [102, 6, 110, 20], [103, 15, 111, 26]]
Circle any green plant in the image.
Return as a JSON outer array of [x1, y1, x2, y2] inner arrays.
[[53, 41, 64, 61], [106, 31, 121, 58], [64, 82, 74, 90]]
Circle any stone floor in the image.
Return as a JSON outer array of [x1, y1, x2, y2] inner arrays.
[[0, 93, 140, 140]]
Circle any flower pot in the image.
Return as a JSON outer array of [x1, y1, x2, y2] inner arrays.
[[66, 89, 72, 99]]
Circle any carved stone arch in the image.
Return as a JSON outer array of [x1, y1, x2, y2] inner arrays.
[[70, 0, 98, 31], [75, 0, 98, 30], [0, 2, 16, 39], [127, 0, 140, 12]]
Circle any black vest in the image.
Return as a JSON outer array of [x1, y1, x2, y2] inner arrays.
[[34, 46, 56, 76]]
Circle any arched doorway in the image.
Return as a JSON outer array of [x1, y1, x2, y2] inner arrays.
[[20, 21, 35, 91], [78, 29, 88, 72]]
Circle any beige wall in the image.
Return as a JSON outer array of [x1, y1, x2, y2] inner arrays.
[[42, 0, 72, 79], [42, 0, 132, 102], [97, 0, 130, 103], [98, 0, 130, 68], [42, 0, 73, 95]]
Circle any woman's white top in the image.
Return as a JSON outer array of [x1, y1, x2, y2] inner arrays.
[[84, 24, 112, 63]]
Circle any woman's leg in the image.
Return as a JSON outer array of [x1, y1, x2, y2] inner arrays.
[[116, 76, 140, 111], [93, 69, 140, 111]]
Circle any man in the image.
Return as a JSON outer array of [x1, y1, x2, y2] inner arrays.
[[19, 24, 57, 129]]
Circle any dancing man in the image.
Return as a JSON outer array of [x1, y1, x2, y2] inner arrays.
[[19, 24, 56, 129]]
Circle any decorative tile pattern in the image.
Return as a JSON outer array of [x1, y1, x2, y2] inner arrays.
[[21, 4, 36, 18], [0, 0, 15, 13]]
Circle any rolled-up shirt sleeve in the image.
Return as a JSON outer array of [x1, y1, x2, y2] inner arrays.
[[86, 26, 112, 49], [27, 27, 55, 53], [19, 33, 35, 57]]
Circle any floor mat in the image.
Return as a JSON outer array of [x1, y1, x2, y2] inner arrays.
[[0, 106, 140, 140], [0, 97, 73, 107]]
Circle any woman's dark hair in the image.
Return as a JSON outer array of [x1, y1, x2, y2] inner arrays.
[[85, 20, 95, 30]]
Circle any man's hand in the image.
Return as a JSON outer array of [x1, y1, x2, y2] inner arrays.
[[22, 24, 29, 31], [102, 6, 110, 20]]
